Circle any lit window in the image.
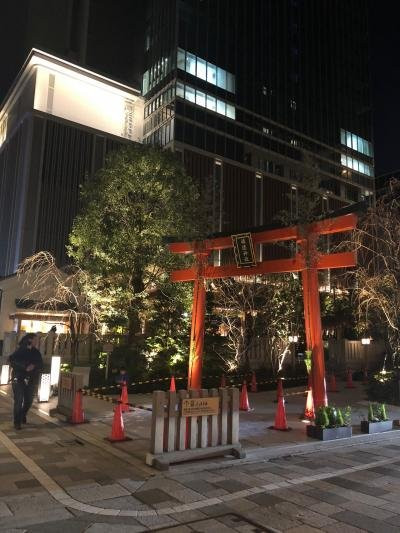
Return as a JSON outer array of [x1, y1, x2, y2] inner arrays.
[[217, 99, 226, 115], [340, 128, 346, 145], [206, 94, 216, 111], [176, 82, 185, 98], [177, 48, 185, 70], [186, 52, 196, 75], [352, 133, 357, 151], [196, 57, 207, 80], [196, 89, 206, 107], [216, 67, 227, 90], [226, 103, 235, 119], [341, 128, 373, 158], [185, 85, 195, 102], [341, 153, 373, 176], [207, 62, 217, 84]]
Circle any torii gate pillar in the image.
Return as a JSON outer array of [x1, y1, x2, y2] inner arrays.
[[188, 250, 208, 390], [301, 234, 327, 407]]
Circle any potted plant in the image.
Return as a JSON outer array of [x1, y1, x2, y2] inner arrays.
[[361, 403, 393, 434], [307, 405, 352, 440]]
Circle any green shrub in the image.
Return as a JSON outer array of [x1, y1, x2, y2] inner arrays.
[[367, 402, 388, 422], [315, 405, 350, 428]]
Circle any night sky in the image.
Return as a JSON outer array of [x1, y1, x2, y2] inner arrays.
[[1, 1, 399, 177]]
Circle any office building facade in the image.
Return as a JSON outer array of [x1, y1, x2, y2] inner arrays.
[[0, 49, 143, 276], [141, 0, 374, 241]]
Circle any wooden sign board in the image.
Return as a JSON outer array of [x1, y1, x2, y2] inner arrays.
[[232, 232, 256, 267], [182, 397, 220, 417], [60, 375, 72, 390]]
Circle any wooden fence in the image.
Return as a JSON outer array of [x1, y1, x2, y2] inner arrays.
[[146, 387, 244, 470]]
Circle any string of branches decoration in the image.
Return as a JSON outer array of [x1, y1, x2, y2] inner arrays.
[[212, 273, 302, 375], [340, 180, 400, 365], [17, 251, 101, 365]]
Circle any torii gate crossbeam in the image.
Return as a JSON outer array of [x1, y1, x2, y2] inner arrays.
[[169, 213, 357, 408]]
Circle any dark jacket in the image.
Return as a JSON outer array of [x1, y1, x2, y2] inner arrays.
[[9, 346, 44, 384]]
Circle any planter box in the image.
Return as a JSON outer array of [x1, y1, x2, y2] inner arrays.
[[307, 424, 352, 441], [360, 420, 393, 434]]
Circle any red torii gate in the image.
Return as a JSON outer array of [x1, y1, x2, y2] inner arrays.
[[169, 213, 357, 408]]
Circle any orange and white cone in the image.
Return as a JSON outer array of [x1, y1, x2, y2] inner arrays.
[[274, 378, 284, 403], [304, 387, 315, 420], [70, 390, 85, 424], [250, 371, 257, 393], [106, 403, 131, 442], [169, 376, 176, 392], [120, 382, 130, 412], [328, 373, 339, 393], [346, 368, 356, 389], [271, 394, 290, 431], [240, 381, 251, 411]]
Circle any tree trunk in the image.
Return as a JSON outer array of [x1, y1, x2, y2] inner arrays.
[[127, 308, 142, 345]]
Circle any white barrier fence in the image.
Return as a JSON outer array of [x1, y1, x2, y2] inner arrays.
[[146, 387, 244, 470]]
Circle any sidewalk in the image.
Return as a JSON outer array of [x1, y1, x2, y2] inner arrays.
[[1, 381, 400, 532]]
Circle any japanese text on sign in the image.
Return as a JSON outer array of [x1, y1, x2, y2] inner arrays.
[[231, 232, 256, 267], [182, 397, 220, 417]]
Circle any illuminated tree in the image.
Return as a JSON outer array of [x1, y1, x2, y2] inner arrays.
[[17, 251, 99, 366], [68, 145, 203, 349]]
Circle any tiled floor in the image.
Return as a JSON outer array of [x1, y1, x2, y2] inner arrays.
[[1, 388, 400, 531]]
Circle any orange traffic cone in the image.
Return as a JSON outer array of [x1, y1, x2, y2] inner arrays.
[[70, 390, 85, 424], [274, 378, 284, 403], [270, 394, 290, 431], [169, 376, 176, 392], [346, 368, 356, 389], [304, 388, 315, 420], [120, 382, 130, 412], [250, 371, 257, 393], [220, 374, 226, 388], [106, 404, 131, 442], [328, 373, 339, 393], [240, 381, 251, 411], [363, 368, 368, 384]]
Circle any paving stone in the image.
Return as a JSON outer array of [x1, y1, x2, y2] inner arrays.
[[67, 483, 130, 503], [322, 524, 367, 533], [327, 477, 389, 497], [14, 479, 41, 489], [134, 488, 178, 506], [246, 492, 285, 507], [116, 479, 146, 492], [339, 500, 395, 520], [309, 502, 342, 516], [200, 503, 234, 516], [214, 479, 252, 493], [173, 509, 208, 523], [273, 501, 337, 528], [189, 518, 234, 532], [0, 500, 12, 517], [158, 526, 192, 533], [332, 510, 399, 533], [135, 513, 179, 529], [305, 488, 350, 506], [0, 508, 73, 529], [286, 526, 324, 533], [84, 523, 146, 532]]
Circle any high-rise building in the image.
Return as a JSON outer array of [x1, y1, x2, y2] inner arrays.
[[142, 0, 374, 239], [0, 1, 375, 277], [0, 49, 143, 276]]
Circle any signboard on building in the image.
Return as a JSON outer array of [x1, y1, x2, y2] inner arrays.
[[182, 397, 220, 417], [232, 232, 256, 267]]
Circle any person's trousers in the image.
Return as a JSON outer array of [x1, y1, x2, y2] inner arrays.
[[12, 382, 35, 425]]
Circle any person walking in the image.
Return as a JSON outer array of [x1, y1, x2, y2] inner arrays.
[[9, 333, 43, 430]]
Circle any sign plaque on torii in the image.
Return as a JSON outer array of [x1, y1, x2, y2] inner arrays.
[[169, 213, 357, 408]]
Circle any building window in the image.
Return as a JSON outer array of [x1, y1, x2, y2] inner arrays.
[[186, 52, 196, 76], [341, 153, 373, 176], [290, 99, 297, 110], [176, 48, 235, 93], [206, 94, 216, 112], [340, 128, 373, 157], [176, 82, 235, 119], [196, 57, 207, 80]]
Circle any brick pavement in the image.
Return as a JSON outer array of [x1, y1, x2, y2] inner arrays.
[[1, 392, 400, 532]]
